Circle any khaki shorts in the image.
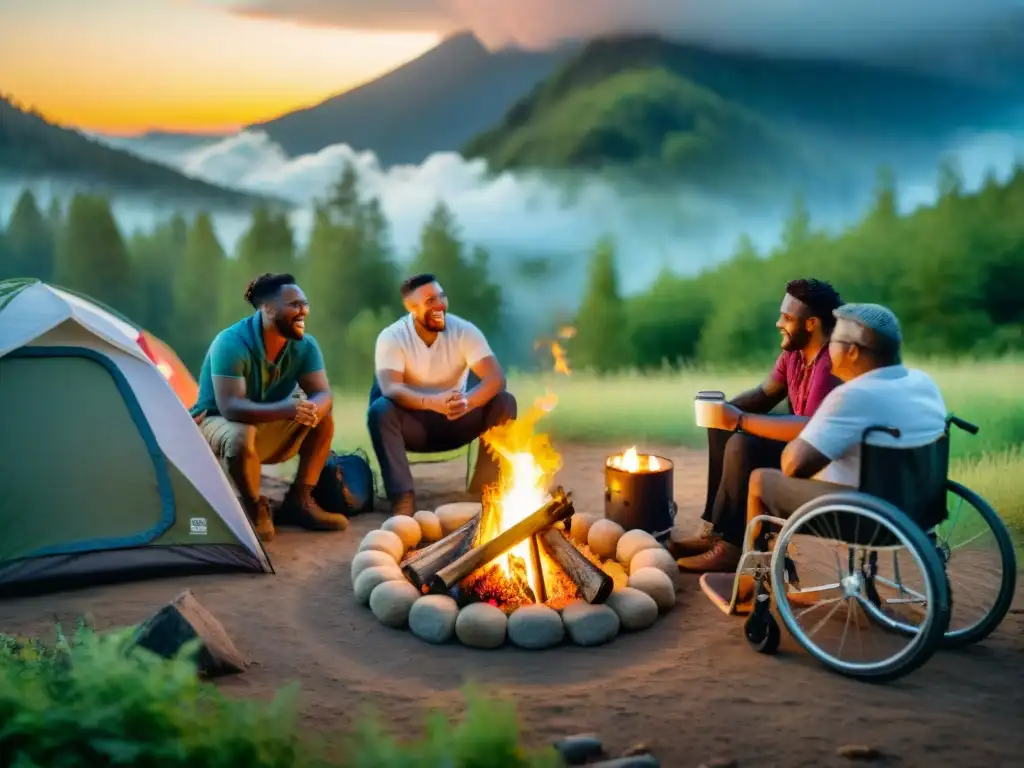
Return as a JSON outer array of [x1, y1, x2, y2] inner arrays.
[[198, 415, 309, 466]]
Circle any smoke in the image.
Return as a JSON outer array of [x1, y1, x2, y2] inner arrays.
[[232, 0, 1024, 65]]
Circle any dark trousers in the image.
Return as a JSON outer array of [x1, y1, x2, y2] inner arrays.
[[367, 381, 517, 497], [702, 429, 785, 547]]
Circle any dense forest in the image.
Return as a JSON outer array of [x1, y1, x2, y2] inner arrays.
[[2, 158, 1023, 389]]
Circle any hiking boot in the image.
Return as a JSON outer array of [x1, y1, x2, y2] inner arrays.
[[389, 491, 416, 517], [676, 539, 742, 573], [245, 496, 276, 542], [667, 522, 718, 558], [279, 484, 348, 531]]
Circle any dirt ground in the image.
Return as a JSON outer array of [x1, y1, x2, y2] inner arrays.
[[2, 445, 1022, 768]]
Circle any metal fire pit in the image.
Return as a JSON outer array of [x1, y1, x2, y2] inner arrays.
[[604, 452, 677, 538]]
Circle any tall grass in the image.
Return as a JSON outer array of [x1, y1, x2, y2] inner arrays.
[[330, 358, 1024, 533]]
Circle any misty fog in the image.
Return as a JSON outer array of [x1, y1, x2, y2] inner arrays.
[[4, 119, 1024, 333]]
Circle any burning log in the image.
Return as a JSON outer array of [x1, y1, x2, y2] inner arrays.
[[540, 527, 613, 604], [427, 489, 574, 595], [401, 512, 481, 591], [529, 533, 547, 604]]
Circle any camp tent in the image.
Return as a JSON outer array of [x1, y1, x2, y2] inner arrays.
[[0, 279, 272, 594]]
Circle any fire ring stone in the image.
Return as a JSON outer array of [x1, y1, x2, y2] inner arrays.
[[353, 505, 678, 650]]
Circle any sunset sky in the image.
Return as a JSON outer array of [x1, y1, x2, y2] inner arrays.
[[0, 0, 442, 135]]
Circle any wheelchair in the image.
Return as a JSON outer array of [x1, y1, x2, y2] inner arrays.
[[699, 414, 1018, 683]]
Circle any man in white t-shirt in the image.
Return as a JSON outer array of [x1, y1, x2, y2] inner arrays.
[[367, 273, 517, 516], [688, 303, 947, 571]]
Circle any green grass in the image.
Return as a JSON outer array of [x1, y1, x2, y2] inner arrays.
[[331, 358, 1024, 535]]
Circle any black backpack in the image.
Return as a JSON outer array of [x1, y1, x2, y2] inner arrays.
[[313, 449, 377, 515]]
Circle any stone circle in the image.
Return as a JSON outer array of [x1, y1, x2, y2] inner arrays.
[[381, 515, 422, 550], [627, 567, 676, 613], [370, 579, 421, 627], [350, 510, 679, 649], [351, 549, 397, 583], [413, 510, 443, 541], [615, 529, 661, 565], [358, 529, 405, 561], [354, 564, 404, 605], [588, 519, 625, 560]]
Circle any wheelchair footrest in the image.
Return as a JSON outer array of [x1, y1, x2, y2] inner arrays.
[[700, 572, 757, 616]]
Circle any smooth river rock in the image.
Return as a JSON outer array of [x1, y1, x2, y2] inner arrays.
[[561, 601, 620, 646], [350, 550, 398, 583], [435, 502, 481, 534], [409, 595, 459, 644], [616, 529, 661, 565], [413, 510, 443, 542], [455, 602, 508, 649], [507, 604, 565, 649], [353, 564, 404, 606], [628, 546, 680, 581], [588, 519, 625, 560], [570, 514, 597, 546], [606, 587, 659, 631], [381, 515, 422, 550], [358, 529, 405, 562], [369, 580, 421, 628], [627, 568, 676, 613]]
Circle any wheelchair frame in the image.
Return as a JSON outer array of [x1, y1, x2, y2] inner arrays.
[[700, 413, 1018, 682]]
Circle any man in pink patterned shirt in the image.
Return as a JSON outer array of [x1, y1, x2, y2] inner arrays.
[[674, 278, 844, 572]]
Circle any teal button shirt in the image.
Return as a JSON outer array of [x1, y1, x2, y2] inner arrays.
[[190, 312, 325, 418]]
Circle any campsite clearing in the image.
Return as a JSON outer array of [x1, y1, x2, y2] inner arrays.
[[2, 446, 1021, 767]]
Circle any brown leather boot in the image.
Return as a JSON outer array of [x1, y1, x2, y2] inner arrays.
[[244, 496, 275, 542], [667, 522, 718, 558], [389, 491, 416, 517], [676, 539, 741, 573], [278, 484, 348, 531]]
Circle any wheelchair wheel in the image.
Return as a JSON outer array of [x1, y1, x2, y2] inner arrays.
[[936, 481, 1018, 648], [744, 602, 781, 654], [770, 492, 950, 683]]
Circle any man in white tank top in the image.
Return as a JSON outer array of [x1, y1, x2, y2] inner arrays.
[[367, 273, 517, 516]]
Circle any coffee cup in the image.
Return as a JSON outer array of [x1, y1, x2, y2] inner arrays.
[[694, 390, 726, 429]]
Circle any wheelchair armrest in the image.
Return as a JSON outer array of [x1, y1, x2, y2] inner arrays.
[[861, 424, 901, 443], [946, 414, 979, 435]]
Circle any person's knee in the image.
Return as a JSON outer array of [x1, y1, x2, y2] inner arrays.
[[222, 423, 257, 468], [366, 396, 399, 431], [491, 390, 517, 419]]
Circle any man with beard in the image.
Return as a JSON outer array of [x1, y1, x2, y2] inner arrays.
[[191, 273, 348, 543], [673, 278, 844, 572], [367, 273, 517, 517]]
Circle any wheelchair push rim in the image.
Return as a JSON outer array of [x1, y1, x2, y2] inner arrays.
[[770, 495, 950, 682]]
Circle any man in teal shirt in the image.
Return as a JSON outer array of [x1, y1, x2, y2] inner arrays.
[[191, 272, 347, 541]]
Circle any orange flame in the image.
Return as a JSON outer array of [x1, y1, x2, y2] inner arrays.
[[480, 392, 562, 600], [535, 325, 575, 376], [607, 446, 664, 473]]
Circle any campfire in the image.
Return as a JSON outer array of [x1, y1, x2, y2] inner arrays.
[[402, 393, 613, 613], [352, 328, 679, 649]]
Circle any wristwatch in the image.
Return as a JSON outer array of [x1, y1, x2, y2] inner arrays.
[[736, 413, 744, 432]]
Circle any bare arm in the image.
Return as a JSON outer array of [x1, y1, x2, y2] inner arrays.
[[213, 376, 298, 424], [781, 438, 831, 479], [740, 412, 808, 443], [465, 355, 505, 410], [298, 369, 333, 420], [729, 374, 787, 414], [377, 369, 445, 412]]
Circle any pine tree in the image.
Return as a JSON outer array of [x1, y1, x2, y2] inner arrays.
[[172, 212, 226, 372], [409, 200, 502, 335], [129, 213, 186, 338], [236, 206, 295, 281], [55, 194, 135, 317], [572, 237, 629, 373], [3, 189, 54, 281]]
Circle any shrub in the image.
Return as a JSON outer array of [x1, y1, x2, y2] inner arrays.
[[0, 623, 560, 768]]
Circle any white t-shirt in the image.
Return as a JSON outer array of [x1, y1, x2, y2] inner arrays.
[[799, 365, 947, 487], [374, 313, 493, 394]]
